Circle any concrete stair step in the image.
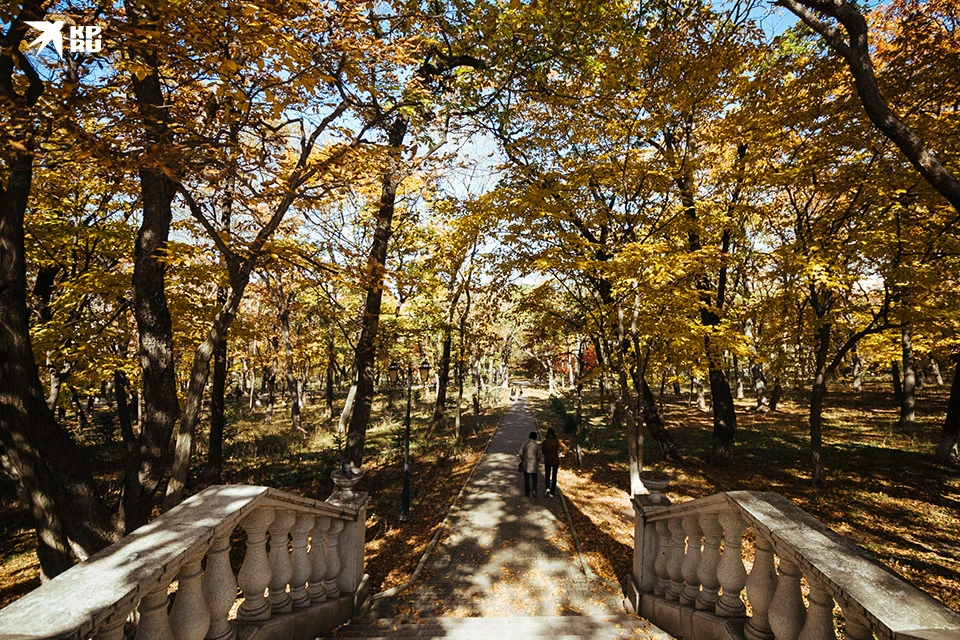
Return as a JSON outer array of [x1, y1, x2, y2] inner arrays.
[[328, 614, 674, 639]]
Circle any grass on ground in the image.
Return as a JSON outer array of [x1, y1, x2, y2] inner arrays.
[[0, 388, 508, 608], [527, 381, 960, 613]]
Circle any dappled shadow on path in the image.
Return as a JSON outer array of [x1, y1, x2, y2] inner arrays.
[[374, 401, 625, 625]]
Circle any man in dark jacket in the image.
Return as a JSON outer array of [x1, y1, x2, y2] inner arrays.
[[541, 428, 568, 497]]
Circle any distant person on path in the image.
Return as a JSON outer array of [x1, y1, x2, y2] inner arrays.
[[518, 385, 523, 398], [510, 386, 516, 401], [541, 428, 568, 497], [518, 431, 543, 498]]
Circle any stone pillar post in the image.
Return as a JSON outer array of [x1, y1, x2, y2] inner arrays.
[[290, 513, 316, 609], [798, 582, 837, 640], [716, 510, 747, 618], [237, 507, 275, 622], [135, 587, 175, 640], [328, 470, 370, 596], [696, 512, 722, 612], [169, 555, 210, 640], [769, 558, 806, 640], [744, 534, 777, 640], [202, 533, 237, 640]]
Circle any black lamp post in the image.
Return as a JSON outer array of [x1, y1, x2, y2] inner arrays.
[[400, 363, 413, 522], [399, 360, 431, 522]]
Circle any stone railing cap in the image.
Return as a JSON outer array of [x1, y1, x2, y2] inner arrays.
[[0, 484, 360, 640], [643, 489, 960, 639]]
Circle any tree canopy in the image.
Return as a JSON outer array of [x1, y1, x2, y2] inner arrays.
[[2, 0, 960, 579]]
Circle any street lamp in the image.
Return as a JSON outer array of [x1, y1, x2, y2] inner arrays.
[[399, 360, 430, 523], [400, 362, 414, 522], [388, 362, 400, 386]]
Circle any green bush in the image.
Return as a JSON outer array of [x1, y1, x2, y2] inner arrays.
[[562, 412, 578, 435], [548, 395, 579, 434], [549, 396, 566, 414]]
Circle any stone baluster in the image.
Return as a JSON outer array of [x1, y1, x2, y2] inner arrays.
[[744, 533, 777, 640], [840, 605, 874, 640], [324, 519, 345, 598], [169, 555, 210, 640], [268, 509, 296, 614], [696, 512, 722, 611], [666, 518, 685, 600], [202, 533, 237, 640], [715, 510, 747, 617], [290, 513, 315, 609], [92, 612, 127, 640], [768, 558, 806, 640], [680, 515, 702, 605], [135, 587, 175, 640], [309, 517, 330, 603], [640, 520, 659, 593], [798, 581, 837, 640], [237, 507, 275, 622], [653, 520, 671, 597]]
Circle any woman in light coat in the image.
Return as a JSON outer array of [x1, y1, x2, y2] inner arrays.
[[518, 431, 543, 498]]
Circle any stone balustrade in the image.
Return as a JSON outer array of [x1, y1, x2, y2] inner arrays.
[[626, 490, 960, 640], [0, 484, 369, 640]]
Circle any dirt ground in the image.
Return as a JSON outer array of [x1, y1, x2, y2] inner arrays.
[[528, 381, 960, 613], [0, 391, 509, 609]]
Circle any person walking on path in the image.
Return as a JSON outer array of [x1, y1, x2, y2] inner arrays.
[[518, 431, 542, 498], [541, 428, 567, 497]]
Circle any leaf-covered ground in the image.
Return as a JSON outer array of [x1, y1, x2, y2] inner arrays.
[[0, 391, 507, 608], [527, 382, 960, 613]]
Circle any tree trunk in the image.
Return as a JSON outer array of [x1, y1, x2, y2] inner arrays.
[[692, 376, 707, 411], [114, 370, 135, 454], [0, 88, 119, 576], [432, 330, 453, 434], [122, 0, 182, 531], [70, 387, 89, 432], [900, 324, 916, 427], [207, 338, 227, 483], [852, 351, 863, 392], [163, 276, 251, 510], [708, 365, 737, 465], [769, 378, 783, 412], [810, 377, 827, 486], [639, 377, 680, 460], [248, 351, 257, 410], [575, 342, 584, 465], [892, 361, 903, 403], [809, 322, 831, 486], [733, 354, 744, 399], [344, 116, 407, 470], [472, 361, 481, 435], [599, 373, 606, 413], [271, 281, 302, 435], [207, 171, 233, 483], [678, 145, 744, 467], [753, 363, 768, 411], [782, 0, 960, 216], [455, 372, 465, 443], [326, 321, 336, 420], [339, 383, 357, 434], [613, 401, 643, 496], [932, 361, 944, 387], [936, 355, 960, 464]]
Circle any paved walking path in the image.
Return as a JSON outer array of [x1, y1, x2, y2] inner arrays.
[[372, 398, 626, 619]]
